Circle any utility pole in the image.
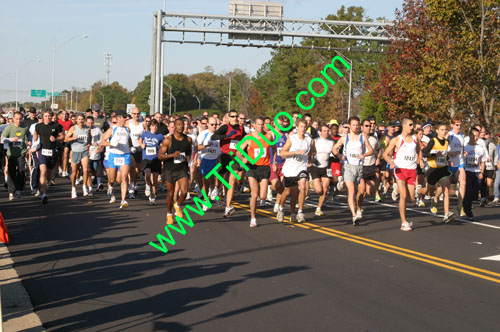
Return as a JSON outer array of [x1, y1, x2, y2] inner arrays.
[[104, 52, 112, 85]]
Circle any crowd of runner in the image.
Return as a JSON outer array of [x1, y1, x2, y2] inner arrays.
[[1, 105, 499, 231]]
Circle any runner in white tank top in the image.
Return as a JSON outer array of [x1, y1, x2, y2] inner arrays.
[[384, 118, 422, 231], [127, 107, 144, 198], [446, 117, 466, 217], [310, 125, 335, 216]]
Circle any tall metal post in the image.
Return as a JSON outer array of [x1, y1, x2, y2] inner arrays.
[[193, 95, 201, 109], [153, 10, 163, 115], [51, 46, 56, 110], [15, 68, 18, 111], [165, 83, 172, 115], [70, 88, 73, 110], [228, 76, 232, 112], [347, 59, 353, 119]]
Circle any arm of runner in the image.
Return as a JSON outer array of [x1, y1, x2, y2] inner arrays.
[[422, 139, 436, 157], [279, 137, 293, 158], [308, 140, 316, 167], [210, 125, 230, 141], [332, 136, 346, 161], [63, 126, 75, 143], [98, 127, 114, 151], [360, 135, 374, 159], [383, 137, 397, 168], [158, 136, 179, 160], [235, 138, 251, 164]]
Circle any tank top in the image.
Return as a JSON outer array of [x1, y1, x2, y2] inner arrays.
[[109, 126, 130, 155], [344, 134, 365, 166], [164, 134, 191, 172], [128, 121, 144, 148], [198, 130, 220, 160], [427, 137, 448, 168], [364, 135, 379, 166], [448, 131, 464, 166], [220, 124, 244, 155], [274, 131, 287, 165], [282, 134, 311, 177], [247, 134, 271, 166], [315, 137, 334, 168], [393, 135, 417, 169], [72, 125, 90, 153]]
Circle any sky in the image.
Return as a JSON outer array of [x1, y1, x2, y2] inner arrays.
[[0, 0, 403, 103]]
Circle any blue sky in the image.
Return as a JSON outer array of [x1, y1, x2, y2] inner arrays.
[[0, 0, 402, 103]]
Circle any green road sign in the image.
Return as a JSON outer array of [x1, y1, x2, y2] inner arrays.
[[31, 89, 46, 97], [48, 92, 60, 97]]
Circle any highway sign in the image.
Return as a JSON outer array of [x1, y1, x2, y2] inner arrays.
[[126, 104, 136, 115], [31, 89, 46, 97], [48, 92, 61, 97], [51, 103, 59, 109]]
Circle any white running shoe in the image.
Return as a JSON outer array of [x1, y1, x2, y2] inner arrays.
[[391, 184, 399, 201], [337, 179, 345, 191], [267, 187, 273, 201], [75, 179, 81, 186], [400, 221, 412, 231], [82, 185, 89, 197], [424, 195, 431, 200], [249, 218, 257, 228], [277, 210, 284, 222], [439, 194, 444, 202], [120, 200, 129, 209], [8, 193, 14, 201], [149, 196, 156, 206], [210, 187, 219, 201], [145, 184, 151, 197], [297, 212, 305, 223], [129, 190, 135, 199], [315, 208, 324, 216], [107, 187, 113, 197], [186, 192, 191, 200], [128, 184, 135, 195], [202, 204, 208, 212], [356, 209, 363, 219], [274, 204, 280, 214], [224, 206, 235, 218], [492, 197, 500, 204], [259, 199, 267, 207], [443, 212, 455, 223], [71, 187, 77, 199], [35, 190, 41, 197], [88, 187, 93, 197], [109, 195, 116, 204], [352, 215, 360, 226]]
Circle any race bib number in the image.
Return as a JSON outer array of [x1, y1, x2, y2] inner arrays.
[[206, 148, 216, 155], [466, 156, 478, 167], [12, 141, 22, 148], [174, 152, 186, 164], [349, 153, 359, 159], [404, 155, 416, 162], [114, 156, 125, 166], [146, 147, 157, 156], [41, 149, 53, 157], [327, 168, 332, 177], [293, 154, 306, 162], [436, 156, 447, 167], [277, 147, 282, 157], [229, 140, 239, 150], [486, 161, 493, 168], [255, 148, 266, 158], [78, 135, 87, 143]]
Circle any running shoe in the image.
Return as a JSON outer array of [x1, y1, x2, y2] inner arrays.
[[129, 191, 135, 199], [443, 212, 455, 223], [224, 206, 235, 218], [50, 179, 56, 186], [337, 178, 344, 191], [71, 187, 77, 199], [202, 204, 208, 212], [430, 201, 438, 214], [194, 184, 201, 198], [267, 187, 273, 201], [109, 195, 116, 204], [424, 195, 432, 200], [391, 183, 399, 201], [356, 209, 363, 219], [34, 190, 41, 197], [277, 210, 284, 222], [259, 199, 267, 207], [149, 196, 156, 206], [186, 192, 191, 200], [417, 199, 425, 207], [289, 214, 297, 223], [492, 197, 500, 204], [375, 193, 381, 202], [145, 184, 151, 197], [400, 221, 412, 231], [243, 186, 250, 193], [352, 215, 360, 226], [119, 200, 129, 210], [249, 218, 258, 228], [97, 183, 105, 191], [439, 194, 444, 201], [107, 187, 113, 198], [174, 203, 183, 218], [8, 193, 14, 201], [274, 204, 280, 214], [459, 207, 466, 217], [75, 179, 80, 186], [297, 212, 305, 223], [128, 184, 135, 195], [14, 191, 21, 198], [166, 214, 174, 225], [88, 187, 93, 197], [315, 208, 324, 217], [210, 187, 219, 201], [42, 194, 48, 205], [479, 197, 487, 207], [83, 185, 89, 197]]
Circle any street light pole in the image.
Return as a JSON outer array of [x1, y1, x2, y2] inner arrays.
[[193, 94, 201, 110], [51, 34, 88, 111], [165, 83, 172, 115], [70, 88, 73, 110], [171, 94, 176, 114], [348, 59, 353, 119], [227, 76, 232, 112]]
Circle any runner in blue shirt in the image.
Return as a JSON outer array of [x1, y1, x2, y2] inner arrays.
[[139, 119, 165, 205]]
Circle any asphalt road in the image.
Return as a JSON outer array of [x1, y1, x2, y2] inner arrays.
[[2, 178, 500, 332]]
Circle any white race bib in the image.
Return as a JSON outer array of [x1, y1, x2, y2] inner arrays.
[[327, 168, 332, 177], [404, 155, 416, 162], [77, 135, 87, 143], [146, 147, 157, 156], [229, 140, 239, 150], [114, 156, 125, 166], [12, 141, 22, 148], [41, 149, 53, 157], [255, 148, 266, 158], [174, 152, 186, 164], [436, 156, 446, 167], [277, 147, 282, 157], [466, 156, 478, 167]]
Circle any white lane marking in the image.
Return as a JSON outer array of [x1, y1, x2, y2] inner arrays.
[[332, 194, 500, 230], [472, 242, 483, 245], [480, 254, 500, 261]]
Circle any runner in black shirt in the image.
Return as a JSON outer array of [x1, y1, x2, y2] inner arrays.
[[33, 110, 64, 204]]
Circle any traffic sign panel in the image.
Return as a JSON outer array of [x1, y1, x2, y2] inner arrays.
[[48, 92, 61, 97], [31, 89, 46, 97]]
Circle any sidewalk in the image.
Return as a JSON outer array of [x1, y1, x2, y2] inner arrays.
[[0, 243, 44, 332]]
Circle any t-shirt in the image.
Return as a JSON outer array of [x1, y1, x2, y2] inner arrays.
[[89, 127, 103, 160], [1, 124, 28, 157], [464, 143, 487, 173], [22, 117, 37, 129], [141, 131, 164, 160], [197, 129, 220, 160], [35, 122, 63, 150], [58, 119, 73, 132]]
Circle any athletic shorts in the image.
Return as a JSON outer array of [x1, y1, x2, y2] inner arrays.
[[131, 149, 142, 164], [309, 165, 330, 179], [199, 158, 218, 176], [103, 158, 109, 169], [344, 164, 363, 184], [378, 159, 387, 171], [427, 167, 451, 186], [108, 153, 131, 169], [485, 169, 495, 179], [284, 170, 308, 188], [162, 168, 188, 184], [448, 164, 465, 177], [330, 161, 342, 177], [71, 151, 89, 164], [247, 165, 271, 182], [362, 165, 377, 181], [269, 163, 284, 182], [37, 149, 58, 169], [218, 153, 240, 175], [142, 158, 162, 173], [394, 168, 417, 186]]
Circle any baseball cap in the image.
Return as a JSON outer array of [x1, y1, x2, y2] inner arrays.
[[29, 107, 36, 113], [115, 110, 127, 117], [329, 119, 339, 126], [394, 120, 401, 127], [422, 121, 433, 129], [91, 104, 100, 111]]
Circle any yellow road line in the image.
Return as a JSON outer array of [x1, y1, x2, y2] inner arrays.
[[231, 202, 500, 285]]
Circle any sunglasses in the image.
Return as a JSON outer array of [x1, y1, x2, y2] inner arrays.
[[343, 126, 349, 129], [112, 122, 117, 124], [132, 113, 140, 115], [209, 123, 216, 126], [229, 115, 237, 118], [364, 124, 370, 127]]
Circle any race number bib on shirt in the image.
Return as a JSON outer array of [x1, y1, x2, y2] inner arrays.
[[466, 155, 478, 167], [12, 141, 22, 148], [404, 155, 416, 162], [293, 154, 306, 162], [41, 149, 53, 157], [255, 148, 266, 158], [78, 135, 87, 143], [114, 156, 125, 166], [349, 153, 359, 159], [229, 140, 239, 150], [277, 147, 282, 157], [327, 168, 333, 177], [436, 156, 447, 167], [174, 152, 186, 164], [146, 147, 157, 156]]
